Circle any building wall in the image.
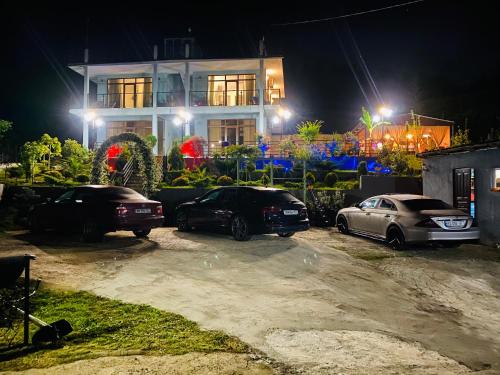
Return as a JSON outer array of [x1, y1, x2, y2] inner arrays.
[[422, 148, 500, 246]]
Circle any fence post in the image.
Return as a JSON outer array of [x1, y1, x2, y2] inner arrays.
[[303, 159, 307, 203], [270, 156, 274, 186], [236, 158, 240, 186]]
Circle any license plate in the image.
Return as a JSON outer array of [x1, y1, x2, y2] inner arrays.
[[283, 210, 298, 216], [445, 220, 465, 227], [135, 208, 151, 214]]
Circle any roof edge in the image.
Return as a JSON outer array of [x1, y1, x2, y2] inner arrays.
[[418, 140, 500, 158]]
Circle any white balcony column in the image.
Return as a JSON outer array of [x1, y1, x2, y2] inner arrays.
[[184, 61, 190, 108], [82, 65, 90, 148], [152, 62, 159, 155], [258, 58, 265, 135]]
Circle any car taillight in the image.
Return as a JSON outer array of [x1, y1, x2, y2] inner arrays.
[[156, 205, 163, 215], [300, 207, 308, 218], [116, 205, 128, 216], [415, 218, 439, 228], [262, 206, 281, 217]]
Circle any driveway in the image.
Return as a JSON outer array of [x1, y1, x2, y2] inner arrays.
[[1, 228, 499, 374]]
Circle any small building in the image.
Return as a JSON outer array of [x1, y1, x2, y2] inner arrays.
[[353, 113, 453, 156], [419, 141, 500, 246]]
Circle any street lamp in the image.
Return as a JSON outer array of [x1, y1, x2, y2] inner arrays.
[[379, 106, 393, 118], [173, 110, 192, 142], [275, 107, 293, 139], [83, 111, 104, 149]]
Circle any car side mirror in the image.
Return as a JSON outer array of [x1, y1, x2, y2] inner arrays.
[[353, 202, 360, 208]]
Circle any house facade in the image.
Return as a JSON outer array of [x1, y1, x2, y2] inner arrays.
[[68, 56, 285, 156], [419, 141, 500, 246]]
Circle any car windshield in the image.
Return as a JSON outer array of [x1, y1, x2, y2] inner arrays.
[[95, 187, 146, 200], [262, 190, 299, 204], [402, 199, 453, 211]]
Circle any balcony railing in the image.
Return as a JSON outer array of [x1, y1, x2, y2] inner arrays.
[[157, 91, 185, 107], [190, 90, 259, 107], [94, 93, 153, 108], [264, 89, 282, 105]]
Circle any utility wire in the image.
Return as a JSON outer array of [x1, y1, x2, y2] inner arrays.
[[273, 0, 425, 26]]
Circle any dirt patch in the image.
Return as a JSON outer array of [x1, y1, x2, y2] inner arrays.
[[264, 329, 470, 374], [0, 353, 273, 375]]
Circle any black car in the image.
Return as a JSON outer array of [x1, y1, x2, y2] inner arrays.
[[176, 187, 309, 241], [29, 185, 164, 242]]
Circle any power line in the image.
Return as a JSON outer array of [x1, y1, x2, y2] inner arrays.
[[273, 0, 425, 26]]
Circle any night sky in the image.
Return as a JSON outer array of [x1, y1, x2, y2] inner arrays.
[[1, 1, 499, 150]]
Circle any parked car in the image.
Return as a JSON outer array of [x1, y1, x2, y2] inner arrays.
[[29, 185, 164, 241], [176, 186, 309, 241], [336, 194, 480, 249]]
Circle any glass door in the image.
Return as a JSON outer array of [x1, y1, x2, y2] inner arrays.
[[124, 84, 136, 108], [225, 81, 238, 106], [226, 127, 237, 145]]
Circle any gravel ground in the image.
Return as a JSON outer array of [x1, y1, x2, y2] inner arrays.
[[1, 227, 499, 374]]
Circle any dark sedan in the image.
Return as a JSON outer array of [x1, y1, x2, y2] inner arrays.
[[29, 185, 164, 241], [176, 187, 309, 241]]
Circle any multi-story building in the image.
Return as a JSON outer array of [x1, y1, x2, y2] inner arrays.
[[68, 47, 286, 157]]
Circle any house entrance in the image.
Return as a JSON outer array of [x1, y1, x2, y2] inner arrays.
[[453, 168, 476, 217]]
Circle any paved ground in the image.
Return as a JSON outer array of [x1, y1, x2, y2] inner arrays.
[[1, 228, 499, 374]]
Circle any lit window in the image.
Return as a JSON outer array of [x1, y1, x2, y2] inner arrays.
[[495, 169, 500, 188]]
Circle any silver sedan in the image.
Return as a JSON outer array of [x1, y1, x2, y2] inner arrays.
[[336, 194, 480, 249]]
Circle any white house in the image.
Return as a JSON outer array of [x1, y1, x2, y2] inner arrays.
[[68, 54, 286, 156]]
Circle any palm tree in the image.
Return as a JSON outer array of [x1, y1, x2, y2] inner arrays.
[[359, 107, 390, 155]]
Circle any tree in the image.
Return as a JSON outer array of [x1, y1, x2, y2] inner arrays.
[[296, 120, 323, 144], [359, 107, 390, 153], [0, 119, 12, 140], [167, 141, 184, 171], [357, 161, 368, 178], [452, 127, 471, 146], [61, 139, 93, 178], [40, 133, 62, 170], [143, 134, 157, 149], [20, 141, 49, 182]]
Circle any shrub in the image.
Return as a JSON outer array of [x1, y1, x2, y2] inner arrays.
[[240, 181, 261, 186], [305, 171, 316, 185], [44, 170, 64, 180], [217, 175, 234, 186], [6, 166, 23, 178], [335, 180, 359, 190], [42, 174, 64, 185], [324, 172, 338, 187], [357, 161, 368, 178], [75, 174, 90, 183], [283, 181, 303, 189], [261, 174, 270, 186], [167, 142, 184, 171], [191, 176, 213, 188], [172, 176, 189, 186]]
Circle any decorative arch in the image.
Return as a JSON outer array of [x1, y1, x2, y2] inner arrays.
[[90, 133, 157, 196]]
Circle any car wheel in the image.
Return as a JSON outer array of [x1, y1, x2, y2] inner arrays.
[[231, 215, 251, 241], [29, 215, 44, 234], [81, 220, 103, 242], [177, 211, 191, 232], [133, 229, 151, 238], [387, 226, 405, 250], [278, 232, 295, 237], [337, 216, 349, 234]]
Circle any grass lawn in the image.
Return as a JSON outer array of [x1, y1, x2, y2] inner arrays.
[[0, 288, 248, 371]]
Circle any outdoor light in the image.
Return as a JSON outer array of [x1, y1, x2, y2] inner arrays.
[[94, 118, 105, 127], [179, 110, 193, 121], [422, 133, 431, 138], [173, 117, 182, 126], [83, 111, 96, 122], [377, 142, 383, 150], [372, 114, 381, 123], [281, 109, 292, 120], [406, 133, 414, 140], [384, 134, 391, 140], [272, 116, 281, 125], [379, 107, 393, 117]]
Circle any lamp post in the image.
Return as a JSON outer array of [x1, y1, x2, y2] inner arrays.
[[83, 111, 104, 149], [173, 110, 192, 143], [272, 107, 292, 141]]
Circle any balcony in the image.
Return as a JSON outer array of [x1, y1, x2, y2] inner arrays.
[[157, 91, 185, 107], [93, 93, 153, 109], [190, 90, 259, 107], [264, 89, 282, 105]]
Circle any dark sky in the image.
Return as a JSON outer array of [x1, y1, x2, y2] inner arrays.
[[1, 0, 499, 148]]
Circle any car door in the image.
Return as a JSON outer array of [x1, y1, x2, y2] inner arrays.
[[371, 198, 397, 237], [352, 198, 379, 233], [216, 188, 238, 228], [189, 189, 223, 227], [51, 189, 77, 230]]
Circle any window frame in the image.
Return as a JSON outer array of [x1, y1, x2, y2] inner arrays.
[[377, 198, 397, 211]]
